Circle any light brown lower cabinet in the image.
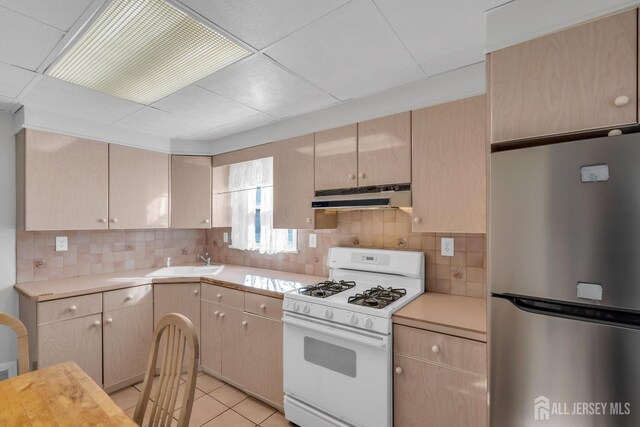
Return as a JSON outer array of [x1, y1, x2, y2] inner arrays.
[[201, 300, 222, 375], [393, 325, 487, 427], [219, 307, 246, 385]]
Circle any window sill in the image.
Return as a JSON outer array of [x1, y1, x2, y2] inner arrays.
[[228, 246, 299, 255]]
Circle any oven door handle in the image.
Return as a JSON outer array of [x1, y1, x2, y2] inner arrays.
[[283, 314, 389, 351]]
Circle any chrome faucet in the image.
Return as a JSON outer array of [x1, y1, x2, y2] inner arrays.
[[198, 252, 211, 266]]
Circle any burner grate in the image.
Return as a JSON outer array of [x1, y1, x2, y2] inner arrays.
[[348, 286, 407, 309], [298, 280, 356, 298]]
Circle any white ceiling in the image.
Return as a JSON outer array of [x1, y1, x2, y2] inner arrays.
[[0, 0, 492, 140]]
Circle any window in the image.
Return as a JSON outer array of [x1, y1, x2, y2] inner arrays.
[[227, 158, 297, 254]]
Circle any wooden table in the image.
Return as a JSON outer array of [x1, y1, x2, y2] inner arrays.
[[0, 362, 138, 426]]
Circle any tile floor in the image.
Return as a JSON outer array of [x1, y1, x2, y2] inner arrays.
[[110, 372, 292, 427]]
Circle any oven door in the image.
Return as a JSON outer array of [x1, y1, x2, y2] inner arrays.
[[283, 312, 391, 427]]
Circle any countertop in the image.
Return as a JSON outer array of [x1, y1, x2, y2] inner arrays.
[[393, 293, 487, 342], [14, 264, 326, 302]]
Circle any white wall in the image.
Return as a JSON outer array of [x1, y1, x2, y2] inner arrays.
[[0, 112, 16, 365]]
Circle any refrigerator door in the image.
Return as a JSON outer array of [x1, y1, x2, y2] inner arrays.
[[492, 134, 640, 309], [491, 297, 640, 427]]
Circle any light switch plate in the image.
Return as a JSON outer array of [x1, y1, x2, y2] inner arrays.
[[309, 233, 317, 248], [441, 237, 454, 257], [55, 236, 68, 252], [223, 232, 229, 243]]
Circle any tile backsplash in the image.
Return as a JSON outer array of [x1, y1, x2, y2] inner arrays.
[[207, 209, 487, 298], [16, 229, 206, 283]]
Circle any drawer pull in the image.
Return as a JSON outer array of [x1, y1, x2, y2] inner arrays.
[[125, 295, 133, 301], [69, 305, 77, 312], [194, 289, 199, 295], [359, 172, 366, 179], [216, 293, 222, 300], [614, 95, 630, 107], [110, 218, 118, 223], [348, 174, 355, 180], [242, 320, 248, 327], [106, 318, 113, 324], [214, 311, 219, 317], [94, 320, 101, 327], [395, 367, 403, 374], [431, 345, 440, 354], [259, 304, 267, 311], [98, 218, 107, 223], [204, 219, 210, 224], [413, 217, 421, 224], [219, 313, 225, 318], [306, 218, 312, 223]]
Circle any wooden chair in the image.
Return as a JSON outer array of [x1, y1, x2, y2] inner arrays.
[[0, 313, 29, 375], [133, 313, 199, 427]]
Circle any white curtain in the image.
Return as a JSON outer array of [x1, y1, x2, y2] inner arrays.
[[229, 158, 296, 254]]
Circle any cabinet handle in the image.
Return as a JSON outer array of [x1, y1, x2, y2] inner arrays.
[[216, 293, 222, 300], [110, 218, 118, 223], [69, 305, 77, 312], [395, 367, 403, 374], [259, 304, 266, 311], [413, 217, 421, 224], [94, 320, 101, 327], [204, 219, 210, 224], [214, 311, 219, 317], [348, 174, 355, 180], [431, 345, 440, 354], [98, 218, 107, 223], [306, 218, 312, 223], [125, 295, 133, 301], [219, 313, 225, 318], [359, 172, 366, 179], [194, 289, 199, 295], [614, 95, 630, 107], [242, 321, 248, 327], [106, 318, 113, 324]]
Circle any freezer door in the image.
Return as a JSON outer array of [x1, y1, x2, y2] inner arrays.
[[490, 297, 640, 426], [491, 134, 640, 309]]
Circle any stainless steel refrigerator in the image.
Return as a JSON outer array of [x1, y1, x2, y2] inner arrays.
[[491, 134, 640, 426]]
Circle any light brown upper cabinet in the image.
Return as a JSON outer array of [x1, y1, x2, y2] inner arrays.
[[314, 124, 358, 190], [17, 129, 109, 231], [274, 134, 337, 230], [171, 155, 212, 229], [109, 144, 169, 229], [489, 9, 637, 144], [211, 165, 232, 228], [412, 96, 486, 233], [358, 112, 411, 186]]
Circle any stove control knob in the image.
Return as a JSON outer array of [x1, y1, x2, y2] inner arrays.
[[349, 313, 359, 325], [325, 309, 333, 319], [292, 301, 300, 312], [364, 317, 374, 329], [303, 304, 311, 314]]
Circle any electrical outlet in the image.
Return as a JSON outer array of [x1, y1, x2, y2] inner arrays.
[[55, 236, 68, 252], [441, 237, 454, 257], [223, 232, 229, 243], [309, 233, 317, 248]]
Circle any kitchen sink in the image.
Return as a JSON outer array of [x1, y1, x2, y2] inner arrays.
[[145, 265, 223, 278]]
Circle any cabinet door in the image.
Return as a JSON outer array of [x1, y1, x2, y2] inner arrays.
[[242, 313, 283, 407], [412, 96, 486, 233], [154, 283, 201, 367], [357, 112, 411, 186], [394, 354, 487, 427], [171, 156, 212, 229], [273, 134, 315, 229], [109, 144, 169, 229], [21, 129, 109, 230], [38, 313, 103, 386], [219, 307, 245, 385], [201, 300, 222, 375], [212, 165, 232, 227], [490, 9, 637, 143], [103, 302, 153, 390], [314, 124, 358, 191]]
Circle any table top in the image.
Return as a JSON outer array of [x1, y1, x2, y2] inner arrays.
[[0, 362, 137, 426]]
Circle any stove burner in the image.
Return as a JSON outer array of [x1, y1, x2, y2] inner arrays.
[[348, 286, 407, 309], [299, 280, 356, 298]]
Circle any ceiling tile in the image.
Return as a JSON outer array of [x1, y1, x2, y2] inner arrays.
[[264, 0, 425, 101], [0, 0, 93, 31], [0, 94, 20, 112], [266, 95, 338, 120], [0, 8, 64, 70], [21, 76, 143, 123], [374, 0, 486, 75], [185, 112, 276, 140], [113, 107, 213, 138], [152, 85, 259, 128], [197, 55, 335, 113], [178, 0, 349, 49], [0, 62, 35, 98]]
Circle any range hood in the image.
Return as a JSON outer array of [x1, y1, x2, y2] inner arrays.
[[312, 184, 411, 210]]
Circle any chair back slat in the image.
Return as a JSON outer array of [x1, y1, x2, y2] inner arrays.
[[133, 314, 199, 427], [0, 313, 30, 375]]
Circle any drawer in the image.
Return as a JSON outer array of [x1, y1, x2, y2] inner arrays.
[[393, 324, 486, 375], [38, 293, 102, 325], [103, 285, 152, 312], [244, 293, 283, 321], [201, 283, 244, 309]]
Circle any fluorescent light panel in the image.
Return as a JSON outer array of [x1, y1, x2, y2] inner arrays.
[[48, 0, 250, 105]]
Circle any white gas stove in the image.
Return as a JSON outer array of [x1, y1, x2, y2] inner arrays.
[[283, 247, 424, 427]]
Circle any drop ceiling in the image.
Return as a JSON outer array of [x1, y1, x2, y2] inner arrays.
[[0, 0, 489, 141]]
